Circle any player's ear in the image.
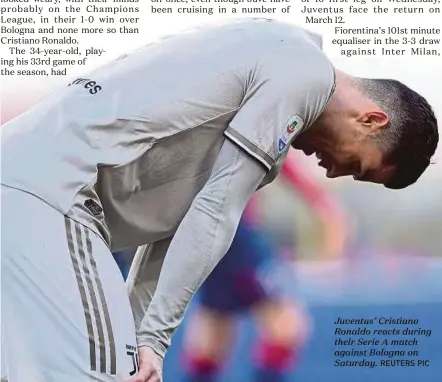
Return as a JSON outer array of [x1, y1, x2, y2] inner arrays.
[[357, 111, 389, 133]]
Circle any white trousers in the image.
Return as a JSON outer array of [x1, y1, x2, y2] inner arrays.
[[1, 186, 138, 381]]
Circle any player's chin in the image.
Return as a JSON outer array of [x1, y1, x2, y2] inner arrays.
[[323, 165, 338, 178], [325, 165, 355, 179], [325, 169, 349, 179]]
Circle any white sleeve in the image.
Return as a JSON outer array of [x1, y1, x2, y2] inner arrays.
[[126, 238, 171, 333], [135, 139, 266, 358], [225, 44, 335, 170]]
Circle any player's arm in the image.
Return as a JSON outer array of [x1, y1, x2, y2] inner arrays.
[[131, 42, 335, 376], [281, 149, 349, 258], [135, 139, 266, 358], [126, 238, 171, 332]]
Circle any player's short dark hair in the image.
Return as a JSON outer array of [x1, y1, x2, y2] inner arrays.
[[357, 78, 439, 189]]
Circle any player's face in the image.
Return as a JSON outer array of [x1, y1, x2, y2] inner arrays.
[[316, 139, 396, 184], [293, 116, 397, 185]]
